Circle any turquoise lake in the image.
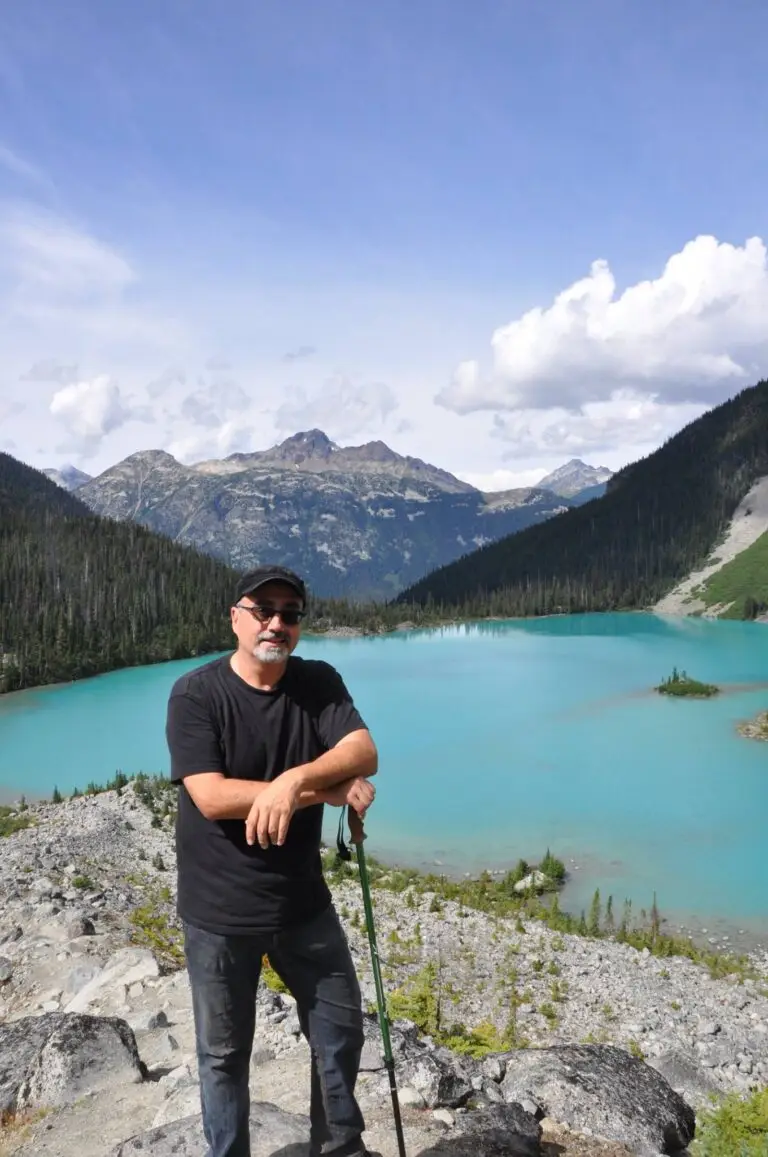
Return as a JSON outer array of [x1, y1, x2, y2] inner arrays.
[[2, 612, 768, 946]]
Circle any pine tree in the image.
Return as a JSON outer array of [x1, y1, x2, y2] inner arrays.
[[588, 889, 602, 937]]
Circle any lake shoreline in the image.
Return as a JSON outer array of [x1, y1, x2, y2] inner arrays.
[[2, 780, 767, 959], [4, 602, 768, 698]]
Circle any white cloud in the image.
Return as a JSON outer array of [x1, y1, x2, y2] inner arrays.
[[147, 366, 187, 398], [437, 235, 768, 414], [1, 205, 135, 296], [49, 375, 143, 457], [0, 143, 49, 190], [457, 466, 552, 492], [274, 376, 398, 441], [167, 418, 255, 464], [21, 359, 78, 383], [490, 390, 707, 458], [0, 399, 25, 424], [283, 345, 316, 363]]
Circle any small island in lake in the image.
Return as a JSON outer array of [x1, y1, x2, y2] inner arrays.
[[655, 667, 719, 698], [736, 709, 768, 741]]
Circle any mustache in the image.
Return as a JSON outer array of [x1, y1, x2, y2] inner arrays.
[[258, 633, 289, 644]]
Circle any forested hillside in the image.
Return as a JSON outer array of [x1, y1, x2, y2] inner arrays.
[[0, 454, 242, 692], [0, 454, 437, 694], [398, 379, 768, 618]]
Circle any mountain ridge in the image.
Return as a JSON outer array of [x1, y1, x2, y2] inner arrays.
[[71, 431, 576, 598]]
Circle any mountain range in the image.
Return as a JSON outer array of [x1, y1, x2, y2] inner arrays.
[[43, 432, 608, 599]]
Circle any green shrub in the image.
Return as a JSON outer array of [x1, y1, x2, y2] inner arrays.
[[692, 1086, 768, 1155], [0, 806, 34, 838], [261, 955, 289, 993], [129, 889, 184, 970]]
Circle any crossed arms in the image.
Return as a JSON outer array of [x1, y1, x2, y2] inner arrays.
[[182, 728, 378, 849]]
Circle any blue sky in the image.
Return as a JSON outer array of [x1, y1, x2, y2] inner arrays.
[[2, 0, 768, 487]]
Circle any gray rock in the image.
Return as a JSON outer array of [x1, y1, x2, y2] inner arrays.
[[482, 1055, 506, 1083], [114, 1099, 310, 1156], [65, 914, 96, 938], [439, 1103, 542, 1157], [0, 957, 12, 983], [500, 1045, 694, 1156], [697, 1020, 721, 1036], [64, 946, 160, 1013], [482, 1081, 505, 1104], [151, 1077, 201, 1128], [283, 1012, 302, 1037], [0, 926, 22, 945], [399, 1085, 426, 1107], [359, 1037, 385, 1071], [398, 1046, 474, 1109], [0, 1012, 144, 1113], [63, 961, 103, 996], [127, 1009, 169, 1033], [647, 1049, 720, 1106]]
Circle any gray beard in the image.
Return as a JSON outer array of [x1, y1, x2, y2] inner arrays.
[[252, 642, 290, 664]]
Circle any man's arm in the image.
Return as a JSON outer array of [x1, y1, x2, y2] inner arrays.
[[184, 729, 376, 822], [182, 774, 340, 822], [245, 729, 378, 849]]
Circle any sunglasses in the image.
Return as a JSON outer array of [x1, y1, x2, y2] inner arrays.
[[235, 603, 306, 626]]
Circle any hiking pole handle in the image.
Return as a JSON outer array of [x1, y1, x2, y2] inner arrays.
[[348, 807, 366, 845]]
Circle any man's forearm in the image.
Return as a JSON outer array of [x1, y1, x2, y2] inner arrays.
[[290, 730, 378, 793], [196, 778, 342, 821]]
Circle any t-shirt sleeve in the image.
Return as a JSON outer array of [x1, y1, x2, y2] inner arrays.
[[166, 689, 227, 782], [314, 663, 368, 751]]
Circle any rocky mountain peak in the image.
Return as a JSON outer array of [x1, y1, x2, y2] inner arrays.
[[42, 465, 93, 491], [538, 458, 613, 498], [272, 429, 339, 463]]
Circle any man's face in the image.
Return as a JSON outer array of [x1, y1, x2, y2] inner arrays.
[[231, 580, 304, 664]]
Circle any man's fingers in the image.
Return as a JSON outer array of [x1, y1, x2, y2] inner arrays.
[[277, 807, 291, 847], [257, 806, 271, 850]]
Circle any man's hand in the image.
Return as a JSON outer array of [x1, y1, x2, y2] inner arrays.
[[245, 772, 302, 849], [323, 776, 375, 818]]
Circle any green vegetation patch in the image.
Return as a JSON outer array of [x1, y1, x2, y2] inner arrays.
[[656, 668, 719, 698], [700, 529, 768, 621], [129, 882, 184, 971], [0, 805, 34, 838], [692, 1085, 768, 1156], [324, 845, 757, 983]]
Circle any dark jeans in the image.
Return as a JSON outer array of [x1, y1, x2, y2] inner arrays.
[[184, 905, 366, 1157]]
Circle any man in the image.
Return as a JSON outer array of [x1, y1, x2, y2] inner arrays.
[[165, 564, 377, 1157]]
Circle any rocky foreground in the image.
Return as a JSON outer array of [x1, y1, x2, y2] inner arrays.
[[0, 786, 767, 1157]]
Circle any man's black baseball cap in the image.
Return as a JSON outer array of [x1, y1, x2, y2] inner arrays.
[[234, 565, 307, 606]]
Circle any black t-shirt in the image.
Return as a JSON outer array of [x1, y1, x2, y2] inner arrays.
[[165, 653, 367, 935]]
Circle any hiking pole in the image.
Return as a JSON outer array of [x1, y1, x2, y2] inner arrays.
[[337, 807, 407, 1157]]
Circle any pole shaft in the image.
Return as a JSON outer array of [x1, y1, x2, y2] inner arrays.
[[355, 838, 407, 1157]]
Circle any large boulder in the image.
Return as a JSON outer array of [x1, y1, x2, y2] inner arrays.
[[0, 1012, 144, 1114], [500, 1044, 695, 1156], [112, 1100, 310, 1157]]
